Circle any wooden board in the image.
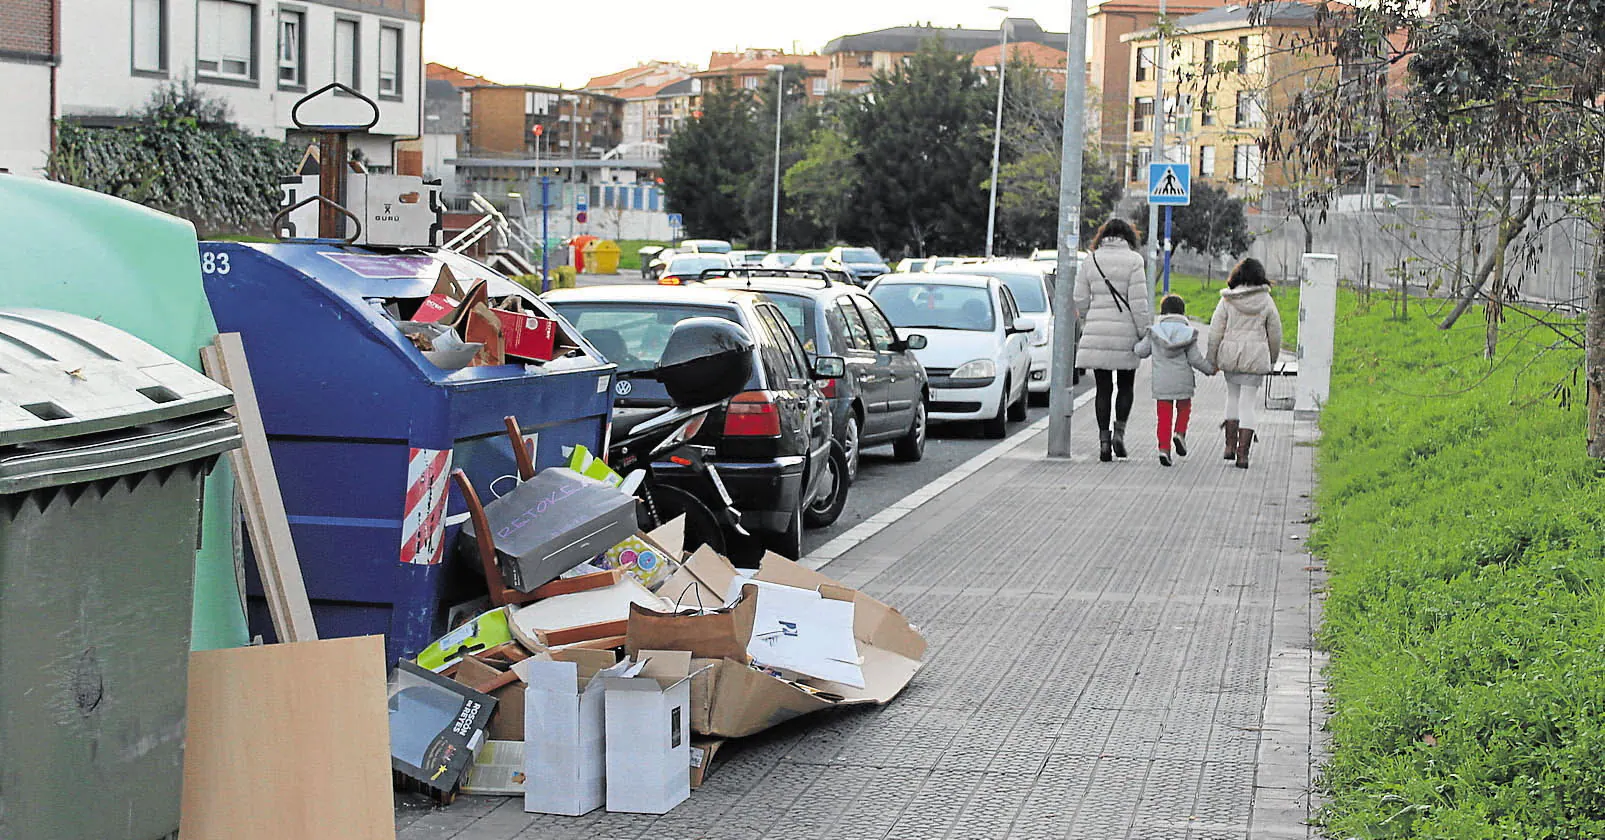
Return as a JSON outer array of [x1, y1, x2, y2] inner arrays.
[[180, 636, 393, 840], [202, 334, 318, 642]]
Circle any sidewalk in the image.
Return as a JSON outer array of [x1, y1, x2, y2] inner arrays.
[[395, 369, 1327, 840]]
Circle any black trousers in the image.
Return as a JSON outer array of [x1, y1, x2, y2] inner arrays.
[[1093, 368, 1136, 431]]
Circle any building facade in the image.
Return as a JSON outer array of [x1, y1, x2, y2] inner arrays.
[[822, 19, 1067, 92], [464, 84, 622, 161], [44, 0, 423, 169], [0, 0, 59, 177], [1088, 0, 1222, 164], [1122, 3, 1321, 199], [694, 49, 829, 102]]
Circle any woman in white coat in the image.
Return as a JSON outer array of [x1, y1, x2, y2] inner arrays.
[[1206, 257, 1283, 469], [1074, 218, 1153, 461]]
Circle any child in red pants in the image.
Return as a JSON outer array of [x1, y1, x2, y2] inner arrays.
[[1134, 294, 1216, 466]]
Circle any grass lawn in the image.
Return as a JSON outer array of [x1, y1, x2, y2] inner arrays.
[[1308, 291, 1603, 837], [615, 238, 670, 272]]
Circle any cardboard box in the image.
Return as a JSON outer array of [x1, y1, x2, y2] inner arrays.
[[628, 553, 927, 738], [388, 660, 498, 798], [514, 649, 629, 816], [462, 467, 639, 593], [495, 310, 559, 362], [602, 651, 696, 814], [460, 740, 527, 795], [689, 737, 726, 789], [453, 656, 526, 741], [413, 294, 457, 324]]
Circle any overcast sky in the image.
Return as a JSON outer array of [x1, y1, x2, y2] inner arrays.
[[422, 0, 1080, 89]]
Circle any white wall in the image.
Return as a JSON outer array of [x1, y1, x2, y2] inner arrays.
[[0, 64, 53, 177], [420, 131, 457, 189], [58, 0, 420, 165]]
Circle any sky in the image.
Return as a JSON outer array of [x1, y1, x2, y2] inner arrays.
[[422, 0, 1081, 89]]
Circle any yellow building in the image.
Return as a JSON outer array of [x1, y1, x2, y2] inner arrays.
[[1121, 2, 1322, 200]]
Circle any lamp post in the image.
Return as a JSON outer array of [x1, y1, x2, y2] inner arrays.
[[984, 4, 1009, 258], [1147, 0, 1169, 292], [766, 64, 785, 251], [1046, 0, 1092, 457], [562, 93, 581, 242]]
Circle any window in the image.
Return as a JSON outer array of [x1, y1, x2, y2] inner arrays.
[[1132, 97, 1154, 132], [756, 307, 807, 382], [811, 76, 827, 96], [277, 7, 303, 87], [197, 0, 254, 80], [1235, 91, 1265, 126], [334, 17, 359, 89], [132, 0, 166, 73], [1233, 144, 1263, 182], [742, 75, 759, 90], [857, 53, 873, 67], [1131, 147, 1152, 180], [379, 25, 402, 97], [1200, 145, 1216, 177], [1135, 46, 1154, 82], [836, 299, 872, 351], [1173, 94, 1193, 133], [1201, 39, 1214, 71], [1200, 91, 1216, 126], [1237, 35, 1251, 73], [852, 297, 896, 351], [764, 294, 819, 352]]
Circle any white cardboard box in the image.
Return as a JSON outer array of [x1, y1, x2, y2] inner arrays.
[[602, 651, 695, 814], [514, 650, 627, 816]]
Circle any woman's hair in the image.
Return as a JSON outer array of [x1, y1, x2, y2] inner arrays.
[[1227, 257, 1271, 289], [1090, 218, 1140, 250], [1159, 294, 1186, 315]]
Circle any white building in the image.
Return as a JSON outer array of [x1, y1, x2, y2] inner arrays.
[[0, 0, 58, 177], [20, 0, 423, 173]]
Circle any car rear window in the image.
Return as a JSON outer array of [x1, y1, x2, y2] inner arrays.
[[870, 283, 995, 332], [760, 292, 818, 353], [840, 248, 881, 263], [548, 302, 739, 373], [667, 255, 729, 276]]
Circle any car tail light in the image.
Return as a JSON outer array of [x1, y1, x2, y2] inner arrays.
[[724, 390, 782, 436], [659, 275, 682, 286], [819, 377, 838, 398]]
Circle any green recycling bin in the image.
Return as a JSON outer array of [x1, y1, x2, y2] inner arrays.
[[0, 309, 241, 840]]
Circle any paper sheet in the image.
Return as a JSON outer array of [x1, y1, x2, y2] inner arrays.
[[746, 584, 864, 688]]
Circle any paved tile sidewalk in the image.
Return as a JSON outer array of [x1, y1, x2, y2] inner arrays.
[[396, 369, 1327, 840]]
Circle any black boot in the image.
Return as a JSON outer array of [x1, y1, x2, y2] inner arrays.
[[1111, 421, 1128, 459], [1099, 430, 1113, 462]]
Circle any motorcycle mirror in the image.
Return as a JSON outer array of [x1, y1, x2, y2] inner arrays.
[[654, 317, 756, 407]]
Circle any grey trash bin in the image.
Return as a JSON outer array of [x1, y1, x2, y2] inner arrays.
[[0, 309, 241, 840]]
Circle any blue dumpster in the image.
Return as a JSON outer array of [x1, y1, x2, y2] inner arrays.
[[200, 242, 614, 663]]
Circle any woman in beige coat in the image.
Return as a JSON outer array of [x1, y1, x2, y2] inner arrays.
[[1074, 218, 1152, 461], [1206, 258, 1282, 469]]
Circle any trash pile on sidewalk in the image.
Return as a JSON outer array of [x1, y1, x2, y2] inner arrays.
[[389, 452, 929, 815]]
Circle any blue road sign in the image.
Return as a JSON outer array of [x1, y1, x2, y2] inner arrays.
[[1148, 162, 1191, 206], [667, 213, 683, 228]]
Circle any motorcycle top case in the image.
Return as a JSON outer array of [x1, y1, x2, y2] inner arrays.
[[655, 318, 755, 407], [463, 467, 639, 592]]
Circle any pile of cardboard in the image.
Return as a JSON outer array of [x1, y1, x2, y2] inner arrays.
[[408, 525, 927, 815]]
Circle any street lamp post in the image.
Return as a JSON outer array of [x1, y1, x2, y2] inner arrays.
[[766, 64, 785, 251], [1147, 0, 1169, 292], [984, 5, 1009, 258], [562, 93, 580, 242], [1047, 0, 1092, 457]]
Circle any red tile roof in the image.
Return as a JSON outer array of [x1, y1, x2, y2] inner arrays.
[[972, 41, 1068, 68], [426, 62, 494, 88]]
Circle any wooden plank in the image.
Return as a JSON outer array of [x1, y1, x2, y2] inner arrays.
[[536, 618, 629, 647], [202, 334, 318, 642], [529, 569, 622, 599], [180, 636, 394, 840]]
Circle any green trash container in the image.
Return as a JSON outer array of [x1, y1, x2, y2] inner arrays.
[[0, 309, 241, 840]]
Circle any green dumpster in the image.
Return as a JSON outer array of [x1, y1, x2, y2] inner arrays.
[[0, 309, 241, 840], [0, 176, 247, 650]]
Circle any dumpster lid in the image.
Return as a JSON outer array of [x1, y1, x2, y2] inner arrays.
[[0, 309, 235, 446]]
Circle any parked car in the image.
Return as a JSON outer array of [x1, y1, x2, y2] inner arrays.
[[937, 260, 1054, 403], [543, 285, 846, 558], [793, 252, 833, 270], [658, 253, 733, 285], [705, 271, 930, 484], [760, 252, 801, 268], [729, 250, 767, 266], [828, 246, 891, 285], [894, 258, 930, 274], [677, 239, 733, 254], [867, 273, 1033, 438], [644, 247, 677, 282]]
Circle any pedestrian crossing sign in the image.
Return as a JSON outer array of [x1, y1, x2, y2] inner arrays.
[[1147, 162, 1191, 206]]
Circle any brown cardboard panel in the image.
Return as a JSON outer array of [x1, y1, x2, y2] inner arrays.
[[454, 656, 526, 741], [689, 737, 726, 789], [625, 603, 747, 662], [658, 545, 740, 610], [698, 659, 831, 738], [180, 636, 392, 840]]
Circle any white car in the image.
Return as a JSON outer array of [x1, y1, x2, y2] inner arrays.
[[728, 250, 767, 266], [793, 252, 834, 270], [760, 252, 801, 268], [894, 257, 930, 273], [657, 253, 733, 285], [938, 261, 1054, 401], [868, 273, 1033, 438]]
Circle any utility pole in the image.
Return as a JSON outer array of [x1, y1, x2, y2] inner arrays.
[[564, 94, 580, 242], [984, 5, 1010, 258], [767, 64, 785, 251], [1146, 0, 1168, 290], [1047, 0, 1091, 458]]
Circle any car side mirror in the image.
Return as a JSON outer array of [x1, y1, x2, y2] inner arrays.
[[1010, 317, 1038, 334], [812, 355, 846, 379], [893, 333, 928, 351]]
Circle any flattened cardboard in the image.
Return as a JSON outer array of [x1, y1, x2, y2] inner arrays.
[[657, 544, 741, 611], [515, 650, 627, 816], [602, 651, 695, 814], [746, 582, 864, 687], [689, 737, 726, 789]]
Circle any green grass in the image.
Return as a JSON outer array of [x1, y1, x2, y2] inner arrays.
[[1155, 272, 1300, 347], [1309, 293, 1604, 838], [614, 238, 670, 272]]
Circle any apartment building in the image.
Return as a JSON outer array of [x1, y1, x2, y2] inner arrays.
[[463, 84, 622, 160], [0, 0, 58, 176], [44, 0, 423, 169], [1088, 0, 1223, 163], [822, 19, 1066, 92], [582, 61, 699, 148], [694, 49, 829, 101], [1122, 2, 1321, 198], [972, 41, 1068, 88]]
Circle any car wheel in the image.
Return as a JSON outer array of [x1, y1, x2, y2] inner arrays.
[[1007, 379, 1029, 421], [762, 505, 804, 560], [804, 442, 851, 528], [981, 380, 1009, 439], [893, 398, 927, 462], [842, 411, 862, 482]]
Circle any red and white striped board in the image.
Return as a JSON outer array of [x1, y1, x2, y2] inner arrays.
[[401, 447, 452, 565]]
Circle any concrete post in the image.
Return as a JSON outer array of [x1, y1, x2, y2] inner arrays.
[[1295, 253, 1338, 419]]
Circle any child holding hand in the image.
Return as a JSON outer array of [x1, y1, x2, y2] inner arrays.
[[1135, 294, 1216, 466]]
